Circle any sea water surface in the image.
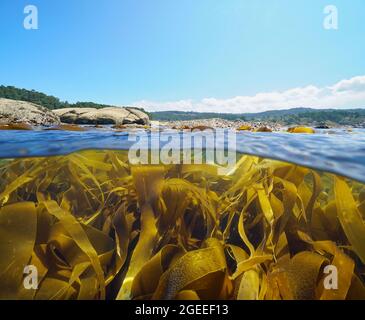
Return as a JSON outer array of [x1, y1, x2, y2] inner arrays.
[[1, 128, 365, 182]]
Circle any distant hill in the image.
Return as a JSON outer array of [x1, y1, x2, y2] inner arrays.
[[266, 109, 365, 126], [150, 108, 314, 121], [150, 111, 247, 121], [243, 107, 315, 119], [1, 85, 365, 126], [149, 108, 365, 126]]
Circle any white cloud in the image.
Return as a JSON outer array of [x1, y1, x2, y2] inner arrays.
[[133, 75, 365, 113]]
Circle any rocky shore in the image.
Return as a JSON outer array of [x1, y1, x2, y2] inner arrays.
[[0, 98, 60, 126], [54, 107, 150, 125], [156, 118, 284, 131], [0, 98, 337, 133], [0, 98, 150, 127]]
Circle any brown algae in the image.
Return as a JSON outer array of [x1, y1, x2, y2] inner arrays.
[[0, 150, 364, 300]]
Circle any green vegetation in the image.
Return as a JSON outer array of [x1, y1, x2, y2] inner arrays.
[[0, 85, 65, 109], [266, 109, 365, 126], [0, 86, 145, 112]]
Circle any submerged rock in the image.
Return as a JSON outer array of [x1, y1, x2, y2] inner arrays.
[[54, 107, 150, 125], [44, 124, 88, 131], [255, 126, 272, 132], [0, 98, 60, 126], [191, 125, 214, 131], [112, 123, 149, 130], [0, 123, 33, 130]]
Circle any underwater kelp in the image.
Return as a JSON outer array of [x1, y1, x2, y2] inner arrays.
[[0, 150, 365, 300]]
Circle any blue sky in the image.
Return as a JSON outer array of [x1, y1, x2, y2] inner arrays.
[[0, 0, 365, 112]]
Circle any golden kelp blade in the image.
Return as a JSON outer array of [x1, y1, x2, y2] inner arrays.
[[152, 239, 229, 300], [0, 150, 364, 300], [334, 177, 365, 264], [236, 268, 260, 300], [0, 202, 37, 299], [117, 166, 166, 300], [131, 245, 185, 299], [267, 252, 327, 300], [40, 201, 106, 299]]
